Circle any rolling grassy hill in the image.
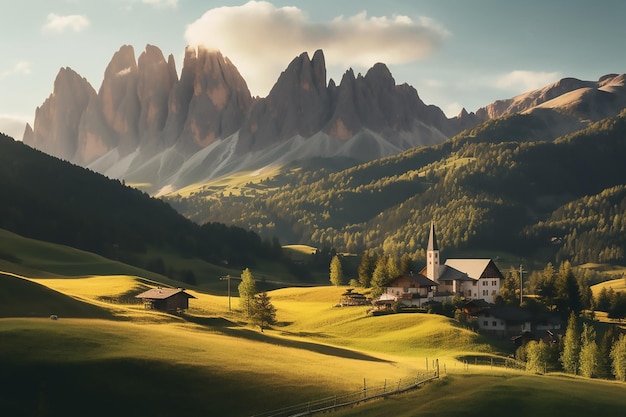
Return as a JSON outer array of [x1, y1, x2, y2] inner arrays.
[[3, 260, 626, 416]]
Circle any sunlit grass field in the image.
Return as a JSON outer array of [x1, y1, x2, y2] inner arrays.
[[3, 229, 626, 416]]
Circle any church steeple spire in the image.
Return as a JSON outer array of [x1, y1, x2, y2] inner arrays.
[[426, 222, 440, 282], [427, 221, 438, 251]]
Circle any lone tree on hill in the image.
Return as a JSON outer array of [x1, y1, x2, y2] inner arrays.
[[329, 255, 344, 286], [238, 268, 257, 317], [251, 292, 277, 331]]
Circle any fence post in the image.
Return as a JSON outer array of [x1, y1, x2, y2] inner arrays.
[[363, 378, 367, 399], [383, 379, 387, 393], [397, 378, 401, 391]]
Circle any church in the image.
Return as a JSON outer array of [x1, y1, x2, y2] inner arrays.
[[379, 222, 504, 307], [421, 222, 503, 303]]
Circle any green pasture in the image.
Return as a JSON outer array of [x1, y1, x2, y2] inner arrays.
[[3, 236, 626, 416], [332, 373, 626, 417]]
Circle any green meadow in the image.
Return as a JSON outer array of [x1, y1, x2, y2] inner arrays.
[[2, 230, 626, 416]]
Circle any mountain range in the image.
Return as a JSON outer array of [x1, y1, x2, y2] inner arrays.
[[23, 45, 626, 197], [23, 44, 478, 195], [21, 44, 626, 195], [7, 41, 626, 270]]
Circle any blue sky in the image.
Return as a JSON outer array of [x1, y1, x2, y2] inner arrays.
[[2, 0, 626, 140]]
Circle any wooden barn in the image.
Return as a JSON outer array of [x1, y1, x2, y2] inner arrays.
[[135, 287, 195, 312]]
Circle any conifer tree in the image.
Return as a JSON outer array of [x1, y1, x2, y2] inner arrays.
[[251, 292, 277, 331], [399, 253, 414, 275], [579, 323, 599, 378], [371, 255, 390, 298], [610, 333, 626, 381], [238, 268, 257, 317], [357, 251, 375, 288], [329, 255, 344, 286], [560, 312, 580, 374]]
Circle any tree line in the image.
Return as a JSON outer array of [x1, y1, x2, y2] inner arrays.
[[0, 134, 284, 282], [171, 109, 626, 269]]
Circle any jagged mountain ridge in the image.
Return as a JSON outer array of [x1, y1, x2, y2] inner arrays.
[[24, 44, 475, 194], [23, 44, 626, 196]]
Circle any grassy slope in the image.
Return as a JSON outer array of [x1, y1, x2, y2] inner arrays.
[[2, 246, 626, 416], [332, 373, 626, 417]]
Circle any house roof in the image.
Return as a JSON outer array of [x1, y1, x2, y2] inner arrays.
[[386, 273, 439, 288], [136, 288, 196, 300], [438, 264, 472, 281], [444, 259, 498, 280], [479, 306, 532, 322]]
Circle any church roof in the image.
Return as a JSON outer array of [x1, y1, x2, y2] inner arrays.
[[444, 259, 498, 280], [438, 264, 472, 281]]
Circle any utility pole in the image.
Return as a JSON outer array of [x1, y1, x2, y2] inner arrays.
[[519, 264, 527, 306], [220, 274, 232, 312]]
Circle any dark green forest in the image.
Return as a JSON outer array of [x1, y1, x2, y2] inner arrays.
[[0, 134, 282, 280], [169, 109, 626, 267]]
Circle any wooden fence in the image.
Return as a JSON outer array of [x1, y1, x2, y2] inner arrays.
[[252, 369, 440, 417]]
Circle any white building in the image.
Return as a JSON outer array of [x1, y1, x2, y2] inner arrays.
[[421, 222, 503, 304]]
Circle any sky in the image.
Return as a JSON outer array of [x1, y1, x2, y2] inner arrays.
[[2, 0, 626, 140]]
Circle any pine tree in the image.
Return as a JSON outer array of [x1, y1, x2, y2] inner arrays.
[[251, 292, 277, 331], [560, 312, 580, 374], [357, 251, 375, 288], [556, 261, 582, 315], [329, 255, 344, 286], [598, 326, 617, 378], [371, 255, 390, 298], [386, 255, 399, 280], [238, 268, 257, 317], [579, 323, 599, 378], [610, 333, 626, 381], [399, 253, 414, 275]]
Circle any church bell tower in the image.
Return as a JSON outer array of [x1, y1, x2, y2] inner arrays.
[[426, 222, 440, 282]]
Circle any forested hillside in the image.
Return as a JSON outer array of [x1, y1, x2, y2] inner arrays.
[[168, 109, 626, 266], [0, 134, 281, 277]]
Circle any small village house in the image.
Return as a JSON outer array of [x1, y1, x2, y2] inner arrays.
[[339, 288, 369, 306], [381, 273, 438, 307], [136, 287, 195, 312]]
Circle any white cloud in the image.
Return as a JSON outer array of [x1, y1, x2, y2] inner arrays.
[[496, 70, 561, 92], [0, 61, 31, 79], [184, 1, 449, 96], [139, 0, 178, 8], [42, 13, 90, 34]]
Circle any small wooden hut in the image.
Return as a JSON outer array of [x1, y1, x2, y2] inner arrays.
[[135, 287, 195, 312]]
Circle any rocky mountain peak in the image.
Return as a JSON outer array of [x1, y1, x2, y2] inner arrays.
[[23, 67, 96, 161], [237, 50, 332, 153]]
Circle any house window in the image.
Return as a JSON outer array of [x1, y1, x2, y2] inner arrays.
[[472, 281, 477, 286], [492, 321, 497, 327], [483, 290, 488, 296], [483, 321, 488, 326], [467, 290, 472, 296], [492, 280, 497, 286]]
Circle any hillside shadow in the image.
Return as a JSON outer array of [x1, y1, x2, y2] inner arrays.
[[182, 314, 392, 364]]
